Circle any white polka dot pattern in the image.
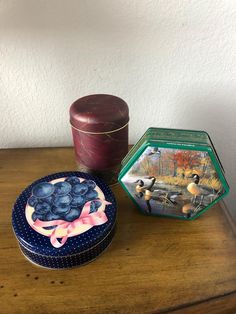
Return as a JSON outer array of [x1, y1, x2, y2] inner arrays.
[[19, 226, 116, 269]]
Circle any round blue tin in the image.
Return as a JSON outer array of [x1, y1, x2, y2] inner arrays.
[[12, 171, 116, 269]]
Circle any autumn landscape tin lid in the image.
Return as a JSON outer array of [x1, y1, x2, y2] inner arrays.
[[12, 172, 116, 257], [119, 128, 229, 220]]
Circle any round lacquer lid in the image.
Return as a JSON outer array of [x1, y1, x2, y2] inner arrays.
[[70, 94, 129, 133], [12, 172, 116, 257]]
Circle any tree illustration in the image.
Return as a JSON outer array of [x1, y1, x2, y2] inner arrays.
[[163, 150, 202, 177], [129, 148, 208, 179]]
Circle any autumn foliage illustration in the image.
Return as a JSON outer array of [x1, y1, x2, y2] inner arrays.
[[130, 148, 221, 189]]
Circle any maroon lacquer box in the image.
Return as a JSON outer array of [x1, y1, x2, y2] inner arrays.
[[70, 94, 129, 185]]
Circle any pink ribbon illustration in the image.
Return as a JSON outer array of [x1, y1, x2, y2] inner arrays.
[[33, 199, 111, 248]]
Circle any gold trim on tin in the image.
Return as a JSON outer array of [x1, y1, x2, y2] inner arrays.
[[70, 121, 129, 135]]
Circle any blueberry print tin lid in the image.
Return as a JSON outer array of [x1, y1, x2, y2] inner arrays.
[[12, 171, 116, 268]]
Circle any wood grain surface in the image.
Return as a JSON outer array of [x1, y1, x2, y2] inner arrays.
[[0, 147, 236, 314]]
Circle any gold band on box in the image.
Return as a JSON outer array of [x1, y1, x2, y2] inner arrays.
[[70, 122, 129, 135]]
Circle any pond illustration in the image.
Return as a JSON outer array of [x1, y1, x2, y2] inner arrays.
[[121, 146, 224, 219]]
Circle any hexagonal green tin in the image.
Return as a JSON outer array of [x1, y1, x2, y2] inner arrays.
[[118, 128, 229, 220]]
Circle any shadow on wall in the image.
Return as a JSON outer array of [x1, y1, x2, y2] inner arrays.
[[175, 84, 236, 220]]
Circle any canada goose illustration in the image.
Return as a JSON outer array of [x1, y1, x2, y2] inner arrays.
[[181, 202, 202, 219], [135, 179, 145, 194], [164, 191, 182, 205], [134, 177, 156, 197], [134, 177, 156, 213], [135, 177, 182, 207], [144, 176, 156, 201], [144, 177, 156, 213], [147, 147, 161, 157], [152, 190, 182, 205], [187, 174, 217, 204]]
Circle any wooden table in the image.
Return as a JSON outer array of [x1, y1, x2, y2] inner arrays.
[[0, 148, 236, 314]]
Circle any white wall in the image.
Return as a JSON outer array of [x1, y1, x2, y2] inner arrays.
[[1, 1, 236, 215]]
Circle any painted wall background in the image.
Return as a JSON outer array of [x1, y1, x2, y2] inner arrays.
[[1, 0, 236, 215]]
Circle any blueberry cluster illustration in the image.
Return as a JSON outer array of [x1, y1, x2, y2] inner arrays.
[[28, 177, 102, 223]]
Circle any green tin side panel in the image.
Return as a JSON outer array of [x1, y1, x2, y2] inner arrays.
[[121, 130, 148, 166], [145, 128, 210, 144]]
